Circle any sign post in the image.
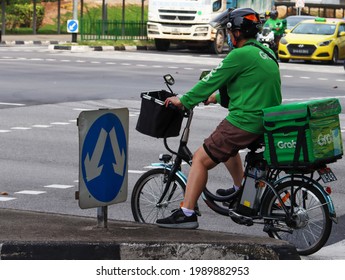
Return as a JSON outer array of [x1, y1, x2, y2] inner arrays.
[[295, 0, 305, 16], [69, 0, 79, 43], [77, 108, 129, 227]]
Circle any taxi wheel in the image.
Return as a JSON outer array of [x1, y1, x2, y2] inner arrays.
[[330, 47, 338, 65]]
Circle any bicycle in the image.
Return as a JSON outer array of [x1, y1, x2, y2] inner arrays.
[[131, 74, 341, 256]]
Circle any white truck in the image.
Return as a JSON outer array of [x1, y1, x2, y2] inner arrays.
[[147, 0, 273, 54]]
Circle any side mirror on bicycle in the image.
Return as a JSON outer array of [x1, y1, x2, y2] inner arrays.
[[164, 74, 175, 86]]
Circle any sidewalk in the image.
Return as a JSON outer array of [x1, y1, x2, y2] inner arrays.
[[0, 34, 154, 51], [0, 34, 72, 45], [0, 208, 300, 260]]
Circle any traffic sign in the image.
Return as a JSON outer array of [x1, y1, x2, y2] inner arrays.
[[295, 0, 305, 8], [67, 19, 79, 33], [78, 109, 128, 209]]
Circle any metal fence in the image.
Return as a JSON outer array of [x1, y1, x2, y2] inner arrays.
[[80, 20, 147, 41]]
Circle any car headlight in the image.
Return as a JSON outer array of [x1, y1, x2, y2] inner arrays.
[[280, 37, 288, 45], [318, 40, 332, 46]]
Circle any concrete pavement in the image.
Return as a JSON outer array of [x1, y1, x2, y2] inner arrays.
[[0, 208, 299, 260], [0, 34, 72, 45]]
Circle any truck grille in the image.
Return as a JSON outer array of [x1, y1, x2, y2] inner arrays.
[[158, 9, 196, 21], [287, 44, 316, 56]]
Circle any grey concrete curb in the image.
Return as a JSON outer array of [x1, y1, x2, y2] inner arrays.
[[0, 241, 299, 260], [49, 45, 155, 52], [0, 39, 155, 51], [0, 40, 67, 46]]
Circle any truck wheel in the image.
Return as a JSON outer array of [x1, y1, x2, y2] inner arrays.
[[155, 39, 170, 51], [209, 29, 225, 54]]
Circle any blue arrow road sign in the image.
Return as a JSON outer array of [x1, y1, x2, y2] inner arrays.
[[67, 19, 79, 33], [81, 112, 127, 203]]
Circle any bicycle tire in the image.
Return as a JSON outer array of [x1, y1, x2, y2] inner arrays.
[[131, 168, 186, 223], [261, 179, 332, 256]]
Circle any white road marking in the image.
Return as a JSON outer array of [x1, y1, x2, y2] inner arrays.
[[32, 124, 52, 128], [72, 108, 94, 111], [44, 184, 74, 189], [129, 170, 146, 174], [50, 122, 70, 125], [11, 127, 31, 130], [0, 102, 25, 106], [15, 190, 46, 195], [0, 197, 17, 201]]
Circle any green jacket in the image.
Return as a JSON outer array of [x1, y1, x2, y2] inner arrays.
[[179, 39, 282, 134], [264, 18, 286, 36]]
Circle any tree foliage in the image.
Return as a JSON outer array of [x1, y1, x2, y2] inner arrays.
[[3, 3, 45, 31]]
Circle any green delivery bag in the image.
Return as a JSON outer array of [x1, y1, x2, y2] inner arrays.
[[263, 98, 343, 168]]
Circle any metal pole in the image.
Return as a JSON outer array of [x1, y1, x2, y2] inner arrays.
[[141, 0, 144, 36], [122, 0, 125, 36], [33, 0, 37, 35], [1, 0, 5, 37], [97, 206, 108, 228], [57, 0, 61, 34], [72, 0, 78, 43]]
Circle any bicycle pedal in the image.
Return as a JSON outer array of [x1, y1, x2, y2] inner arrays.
[[263, 224, 292, 234], [229, 209, 253, 226]]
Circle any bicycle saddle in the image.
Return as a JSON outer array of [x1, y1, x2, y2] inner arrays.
[[247, 136, 265, 152]]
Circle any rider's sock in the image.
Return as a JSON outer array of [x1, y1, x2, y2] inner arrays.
[[233, 185, 240, 191], [181, 207, 195, 217]]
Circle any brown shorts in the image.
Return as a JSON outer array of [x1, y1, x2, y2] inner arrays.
[[203, 119, 261, 164]]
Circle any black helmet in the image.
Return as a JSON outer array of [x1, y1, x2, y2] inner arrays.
[[270, 10, 278, 20], [228, 8, 262, 38]]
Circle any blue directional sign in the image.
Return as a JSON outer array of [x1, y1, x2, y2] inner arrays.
[[78, 109, 128, 209], [67, 19, 79, 33]]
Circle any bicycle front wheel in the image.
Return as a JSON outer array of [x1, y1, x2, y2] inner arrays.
[[131, 168, 186, 223], [262, 179, 332, 255]]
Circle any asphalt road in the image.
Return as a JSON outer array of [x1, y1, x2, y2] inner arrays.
[[0, 45, 344, 259]]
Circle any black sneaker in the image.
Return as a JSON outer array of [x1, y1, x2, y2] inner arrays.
[[216, 187, 236, 196], [156, 208, 199, 229]]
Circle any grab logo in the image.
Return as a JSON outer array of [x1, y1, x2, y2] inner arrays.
[[277, 140, 296, 149], [317, 131, 333, 146], [259, 51, 273, 62]]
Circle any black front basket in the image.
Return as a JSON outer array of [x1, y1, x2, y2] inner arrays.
[[136, 90, 184, 138]]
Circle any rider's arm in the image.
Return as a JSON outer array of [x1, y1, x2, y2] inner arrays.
[[179, 53, 237, 109]]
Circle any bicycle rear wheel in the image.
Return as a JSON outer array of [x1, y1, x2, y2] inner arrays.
[[262, 179, 332, 255], [131, 168, 186, 223]]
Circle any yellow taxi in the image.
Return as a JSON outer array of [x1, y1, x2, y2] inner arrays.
[[278, 18, 345, 64]]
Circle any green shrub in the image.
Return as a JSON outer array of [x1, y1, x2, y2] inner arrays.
[[5, 4, 45, 32]]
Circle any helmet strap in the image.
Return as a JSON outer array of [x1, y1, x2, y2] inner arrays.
[[231, 30, 242, 48]]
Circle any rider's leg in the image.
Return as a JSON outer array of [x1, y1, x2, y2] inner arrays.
[[156, 145, 216, 229], [182, 146, 217, 211], [156, 119, 259, 228], [216, 154, 243, 196], [224, 153, 243, 187]]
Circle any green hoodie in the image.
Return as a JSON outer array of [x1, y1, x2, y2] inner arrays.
[[179, 39, 282, 134]]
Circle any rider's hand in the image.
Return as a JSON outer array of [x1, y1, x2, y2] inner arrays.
[[204, 93, 217, 105], [165, 96, 183, 109]]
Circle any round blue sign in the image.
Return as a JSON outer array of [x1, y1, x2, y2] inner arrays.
[[81, 113, 127, 202], [67, 20, 78, 33]]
